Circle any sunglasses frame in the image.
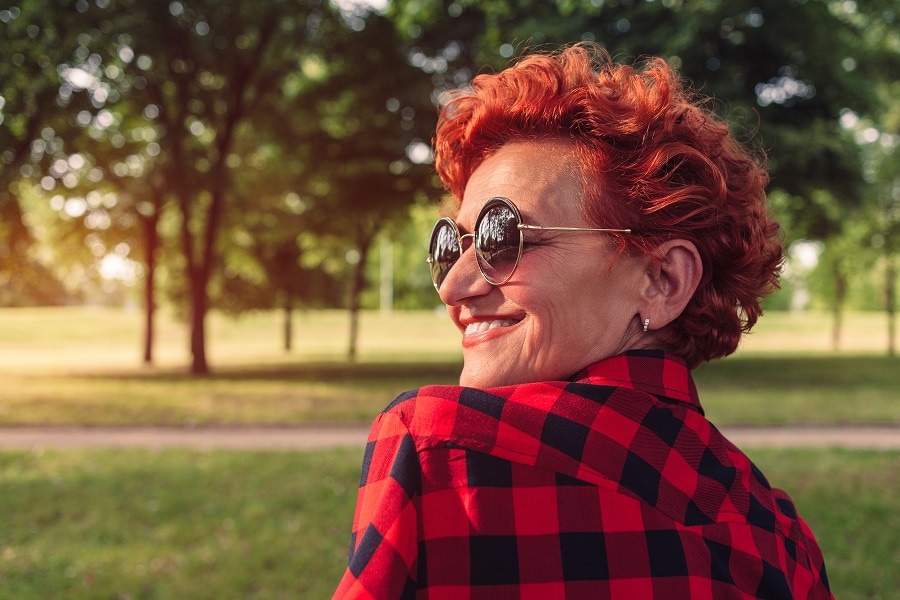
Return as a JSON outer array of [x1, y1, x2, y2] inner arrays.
[[427, 196, 632, 290]]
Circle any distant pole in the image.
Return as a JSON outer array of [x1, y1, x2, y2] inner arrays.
[[380, 237, 393, 314]]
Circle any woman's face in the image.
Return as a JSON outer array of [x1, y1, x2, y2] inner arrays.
[[438, 140, 651, 388]]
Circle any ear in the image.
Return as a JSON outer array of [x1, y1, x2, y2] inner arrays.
[[639, 239, 703, 331]]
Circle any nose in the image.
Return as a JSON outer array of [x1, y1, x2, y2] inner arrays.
[[437, 237, 493, 306]]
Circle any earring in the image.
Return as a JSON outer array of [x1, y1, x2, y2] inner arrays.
[[643, 317, 650, 333]]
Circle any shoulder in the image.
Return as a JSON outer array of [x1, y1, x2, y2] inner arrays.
[[370, 385, 468, 446], [381, 383, 539, 422]]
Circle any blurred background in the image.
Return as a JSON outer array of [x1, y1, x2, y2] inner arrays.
[[1, 1, 899, 598], [1, 0, 898, 371]]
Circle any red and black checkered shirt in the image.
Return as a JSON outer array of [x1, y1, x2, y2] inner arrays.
[[333, 350, 832, 599]]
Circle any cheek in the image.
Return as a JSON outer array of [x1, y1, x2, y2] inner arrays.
[[519, 288, 596, 348], [515, 251, 635, 330], [548, 275, 629, 337]]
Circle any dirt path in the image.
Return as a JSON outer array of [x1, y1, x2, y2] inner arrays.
[[0, 424, 898, 451]]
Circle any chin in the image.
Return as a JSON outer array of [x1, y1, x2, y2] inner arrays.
[[459, 365, 499, 389], [459, 363, 525, 389]]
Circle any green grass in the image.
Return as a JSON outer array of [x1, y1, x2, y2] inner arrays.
[[0, 448, 361, 600], [696, 355, 900, 425], [0, 447, 896, 599], [0, 307, 897, 426]]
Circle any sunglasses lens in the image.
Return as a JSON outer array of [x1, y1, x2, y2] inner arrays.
[[475, 201, 521, 285], [429, 220, 460, 288]]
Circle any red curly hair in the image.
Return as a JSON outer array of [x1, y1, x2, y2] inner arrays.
[[433, 43, 783, 368]]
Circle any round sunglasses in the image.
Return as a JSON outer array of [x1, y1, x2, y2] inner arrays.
[[427, 196, 632, 290]]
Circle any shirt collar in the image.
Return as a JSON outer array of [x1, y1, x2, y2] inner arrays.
[[571, 349, 703, 414]]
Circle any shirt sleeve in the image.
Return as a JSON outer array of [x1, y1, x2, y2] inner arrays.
[[333, 409, 421, 600], [772, 488, 834, 599]]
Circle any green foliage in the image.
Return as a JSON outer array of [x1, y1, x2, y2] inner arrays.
[[0, 0, 102, 305], [394, 0, 881, 203], [362, 201, 445, 310]]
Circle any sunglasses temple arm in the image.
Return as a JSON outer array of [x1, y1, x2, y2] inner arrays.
[[518, 224, 632, 233]]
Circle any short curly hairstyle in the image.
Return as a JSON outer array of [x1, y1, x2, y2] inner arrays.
[[433, 43, 783, 368]]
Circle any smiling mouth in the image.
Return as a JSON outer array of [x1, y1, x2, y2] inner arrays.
[[464, 319, 520, 336]]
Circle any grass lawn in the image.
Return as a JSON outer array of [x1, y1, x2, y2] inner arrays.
[[0, 447, 896, 600], [694, 354, 900, 425], [0, 307, 897, 426], [0, 448, 361, 600]]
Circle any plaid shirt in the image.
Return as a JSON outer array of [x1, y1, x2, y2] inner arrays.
[[334, 350, 832, 599]]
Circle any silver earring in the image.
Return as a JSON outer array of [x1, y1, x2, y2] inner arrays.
[[643, 317, 650, 333]]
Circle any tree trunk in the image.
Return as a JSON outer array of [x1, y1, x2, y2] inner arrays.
[[189, 285, 209, 375], [380, 237, 393, 314], [283, 291, 293, 353], [347, 240, 372, 363], [177, 192, 210, 376], [0, 189, 33, 302], [188, 198, 221, 376], [141, 207, 160, 365], [180, 133, 230, 376], [142, 263, 154, 364]]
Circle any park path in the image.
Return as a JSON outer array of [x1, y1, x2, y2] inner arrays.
[[0, 424, 899, 450]]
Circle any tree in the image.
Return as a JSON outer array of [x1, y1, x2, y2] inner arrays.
[[0, 1, 99, 306], [3, 0, 443, 368], [216, 178, 344, 352], [850, 2, 900, 356], [113, 0, 450, 370], [848, 86, 900, 355], [6, 0, 895, 365], [293, 8, 443, 360], [85, 0, 335, 373], [393, 0, 879, 208]]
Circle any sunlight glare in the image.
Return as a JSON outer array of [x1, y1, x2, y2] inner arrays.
[[332, 0, 388, 12], [62, 67, 98, 90], [99, 252, 139, 284], [789, 240, 823, 271]]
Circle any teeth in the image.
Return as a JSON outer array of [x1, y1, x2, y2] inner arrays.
[[465, 319, 517, 335]]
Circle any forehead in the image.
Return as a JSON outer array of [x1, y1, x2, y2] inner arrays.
[[457, 140, 584, 224]]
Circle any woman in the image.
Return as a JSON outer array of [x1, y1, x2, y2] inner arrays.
[[334, 43, 832, 599]]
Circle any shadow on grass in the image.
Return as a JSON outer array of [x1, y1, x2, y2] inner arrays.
[[9, 354, 898, 427], [79, 360, 466, 383], [82, 354, 899, 389], [697, 354, 900, 389]]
